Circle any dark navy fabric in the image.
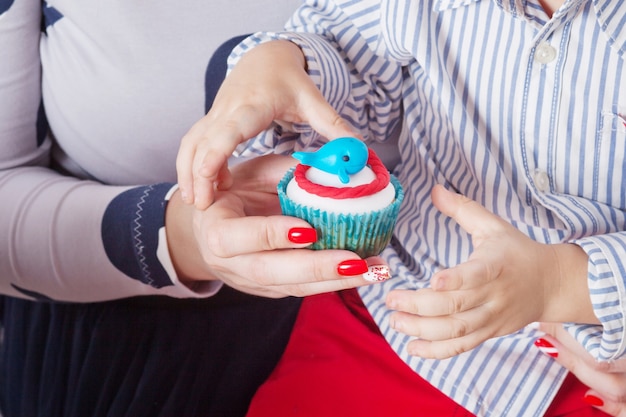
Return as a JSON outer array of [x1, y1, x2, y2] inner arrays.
[[42, 2, 63, 29], [0, 289, 302, 417], [0, 0, 13, 15], [102, 183, 175, 289], [205, 34, 249, 113], [36, 100, 48, 147]]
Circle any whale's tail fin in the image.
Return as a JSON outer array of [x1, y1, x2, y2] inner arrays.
[[291, 151, 315, 167]]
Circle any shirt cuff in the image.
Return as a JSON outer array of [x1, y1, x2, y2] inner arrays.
[[568, 236, 626, 361]]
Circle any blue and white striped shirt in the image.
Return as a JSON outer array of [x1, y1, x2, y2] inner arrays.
[[232, 0, 626, 415]]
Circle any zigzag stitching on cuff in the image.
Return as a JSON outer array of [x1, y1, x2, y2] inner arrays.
[[132, 185, 153, 286]]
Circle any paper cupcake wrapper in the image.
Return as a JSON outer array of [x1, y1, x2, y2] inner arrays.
[[278, 168, 404, 258]]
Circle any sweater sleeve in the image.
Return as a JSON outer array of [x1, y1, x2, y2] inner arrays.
[[0, 0, 220, 302]]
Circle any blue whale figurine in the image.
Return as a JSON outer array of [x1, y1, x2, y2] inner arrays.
[[292, 137, 368, 184]]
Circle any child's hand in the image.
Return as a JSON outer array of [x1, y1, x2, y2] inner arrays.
[[176, 40, 356, 210], [386, 185, 597, 359]]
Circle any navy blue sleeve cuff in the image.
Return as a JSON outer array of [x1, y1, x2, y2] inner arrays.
[[101, 183, 176, 289]]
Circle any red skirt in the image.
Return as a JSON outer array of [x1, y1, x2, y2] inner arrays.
[[247, 289, 608, 417]]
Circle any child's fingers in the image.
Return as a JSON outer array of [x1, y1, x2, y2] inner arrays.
[[431, 184, 506, 238], [386, 287, 487, 318], [429, 258, 499, 291], [192, 176, 217, 211], [302, 93, 360, 141], [180, 111, 267, 209], [215, 163, 233, 191], [188, 147, 222, 210], [192, 163, 233, 210], [175, 136, 199, 205], [403, 326, 493, 359]]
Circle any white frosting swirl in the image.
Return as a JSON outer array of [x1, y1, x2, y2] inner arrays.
[[286, 166, 395, 214]]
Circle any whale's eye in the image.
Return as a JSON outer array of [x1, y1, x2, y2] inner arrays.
[[342, 155, 350, 162]]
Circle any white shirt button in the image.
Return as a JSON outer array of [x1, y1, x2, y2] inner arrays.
[[535, 42, 557, 64], [533, 170, 550, 192]]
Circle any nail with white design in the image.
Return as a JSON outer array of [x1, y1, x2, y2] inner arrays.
[[534, 338, 559, 358], [363, 265, 391, 282]]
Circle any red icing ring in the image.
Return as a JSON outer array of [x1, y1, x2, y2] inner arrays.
[[293, 149, 390, 199]]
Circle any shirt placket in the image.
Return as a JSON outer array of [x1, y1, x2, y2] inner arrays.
[[517, 4, 580, 230]]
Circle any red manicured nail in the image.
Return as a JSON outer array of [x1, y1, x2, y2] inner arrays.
[[534, 338, 558, 358], [583, 394, 604, 407], [288, 227, 317, 244], [337, 259, 369, 276]]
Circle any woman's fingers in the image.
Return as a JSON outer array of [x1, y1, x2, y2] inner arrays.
[[537, 323, 626, 415], [216, 249, 388, 298]]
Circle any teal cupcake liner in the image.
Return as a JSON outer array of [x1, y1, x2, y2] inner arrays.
[[278, 168, 404, 258]]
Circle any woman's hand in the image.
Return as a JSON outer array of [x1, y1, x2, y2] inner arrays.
[[167, 154, 386, 298], [176, 40, 356, 210], [538, 323, 626, 416], [386, 185, 597, 359]]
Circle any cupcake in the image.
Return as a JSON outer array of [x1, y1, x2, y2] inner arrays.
[[277, 137, 404, 258]]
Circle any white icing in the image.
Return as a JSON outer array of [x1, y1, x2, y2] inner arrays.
[[305, 167, 376, 187], [286, 166, 395, 214]]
